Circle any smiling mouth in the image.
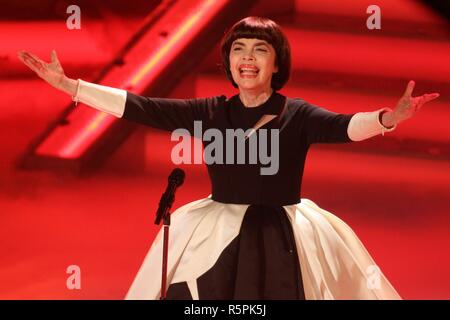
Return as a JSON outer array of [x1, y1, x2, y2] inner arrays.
[[239, 67, 259, 77]]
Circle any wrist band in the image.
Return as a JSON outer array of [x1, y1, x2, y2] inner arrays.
[[378, 109, 397, 136], [72, 79, 81, 106]]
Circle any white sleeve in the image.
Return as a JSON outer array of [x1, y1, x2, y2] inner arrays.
[[347, 107, 397, 142], [72, 79, 127, 118]]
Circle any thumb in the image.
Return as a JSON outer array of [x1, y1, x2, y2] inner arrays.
[[51, 50, 59, 63], [402, 80, 415, 98]]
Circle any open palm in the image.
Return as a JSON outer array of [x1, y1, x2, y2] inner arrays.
[[17, 50, 65, 89], [394, 81, 440, 123]]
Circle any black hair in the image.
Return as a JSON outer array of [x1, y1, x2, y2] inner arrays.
[[220, 16, 291, 91]]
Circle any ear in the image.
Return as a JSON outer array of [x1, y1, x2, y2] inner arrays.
[[273, 58, 279, 73], [273, 64, 279, 74]]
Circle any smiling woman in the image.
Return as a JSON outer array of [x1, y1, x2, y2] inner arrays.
[[229, 38, 278, 95], [17, 14, 439, 300], [220, 17, 291, 109]]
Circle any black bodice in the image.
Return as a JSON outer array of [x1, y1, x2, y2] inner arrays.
[[123, 90, 355, 205]]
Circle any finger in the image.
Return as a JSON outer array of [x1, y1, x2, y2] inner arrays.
[[22, 51, 42, 65], [23, 52, 46, 69], [26, 51, 48, 65], [17, 51, 25, 62], [16, 51, 42, 73], [403, 80, 415, 98], [51, 49, 62, 68], [422, 93, 440, 103], [414, 96, 426, 110], [425, 93, 439, 99], [20, 57, 34, 70], [27, 57, 45, 71], [51, 49, 58, 63], [23, 55, 45, 72], [17, 50, 27, 58], [22, 57, 44, 75], [17, 51, 29, 63]]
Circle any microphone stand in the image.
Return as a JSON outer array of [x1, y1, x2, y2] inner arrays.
[[155, 169, 185, 300], [160, 209, 171, 300]]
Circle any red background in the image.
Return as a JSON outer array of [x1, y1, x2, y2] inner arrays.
[[0, 0, 449, 299]]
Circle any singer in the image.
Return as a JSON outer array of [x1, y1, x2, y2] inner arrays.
[[18, 16, 439, 299]]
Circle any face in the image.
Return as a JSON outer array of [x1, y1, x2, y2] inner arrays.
[[229, 38, 278, 92]]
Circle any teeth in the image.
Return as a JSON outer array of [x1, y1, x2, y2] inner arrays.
[[239, 68, 259, 73]]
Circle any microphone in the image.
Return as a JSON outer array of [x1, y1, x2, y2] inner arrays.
[[154, 168, 185, 225]]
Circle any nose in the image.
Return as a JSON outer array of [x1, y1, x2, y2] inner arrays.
[[242, 49, 255, 61]]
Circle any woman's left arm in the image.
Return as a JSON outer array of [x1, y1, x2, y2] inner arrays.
[[348, 81, 440, 141]]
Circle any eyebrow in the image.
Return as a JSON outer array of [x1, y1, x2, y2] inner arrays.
[[232, 41, 269, 47]]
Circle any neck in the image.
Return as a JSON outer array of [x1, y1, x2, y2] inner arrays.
[[239, 87, 273, 108]]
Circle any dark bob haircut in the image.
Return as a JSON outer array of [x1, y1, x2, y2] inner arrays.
[[220, 16, 291, 91]]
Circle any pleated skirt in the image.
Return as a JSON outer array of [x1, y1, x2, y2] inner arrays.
[[125, 196, 401, 300]]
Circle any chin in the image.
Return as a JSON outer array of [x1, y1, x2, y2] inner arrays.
[[236, 81, 262, 90], [238, 83, 256, 89]]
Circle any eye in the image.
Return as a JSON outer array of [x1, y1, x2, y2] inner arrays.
[[256, 48, 268, 52], [232, 47, 242, 51]]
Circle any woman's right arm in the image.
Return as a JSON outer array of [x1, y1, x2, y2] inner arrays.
[[17, 50, 220, 134], [18, 50, 130, 119]]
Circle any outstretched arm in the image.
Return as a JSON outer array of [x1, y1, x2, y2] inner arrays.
[[347, 81, 439, 142], [18, 50, 127, 117], [17, 50, 217, 134]]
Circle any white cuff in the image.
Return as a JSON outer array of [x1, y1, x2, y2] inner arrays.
[[72, 79, 127, 118], [347, 107, 397, 142]]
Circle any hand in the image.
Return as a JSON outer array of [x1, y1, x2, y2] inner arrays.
[[393, 80, 440, 123], [17, 50, 66, 90]]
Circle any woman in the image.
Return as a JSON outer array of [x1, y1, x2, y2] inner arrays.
[[18, 17, 439, 300]]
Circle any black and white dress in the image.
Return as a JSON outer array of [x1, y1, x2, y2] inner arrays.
[[72, 79, 400, 299], [113, 90, 402, 300]]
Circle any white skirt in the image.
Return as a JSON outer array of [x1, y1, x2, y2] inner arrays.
[[125, 196, 401, 300]]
